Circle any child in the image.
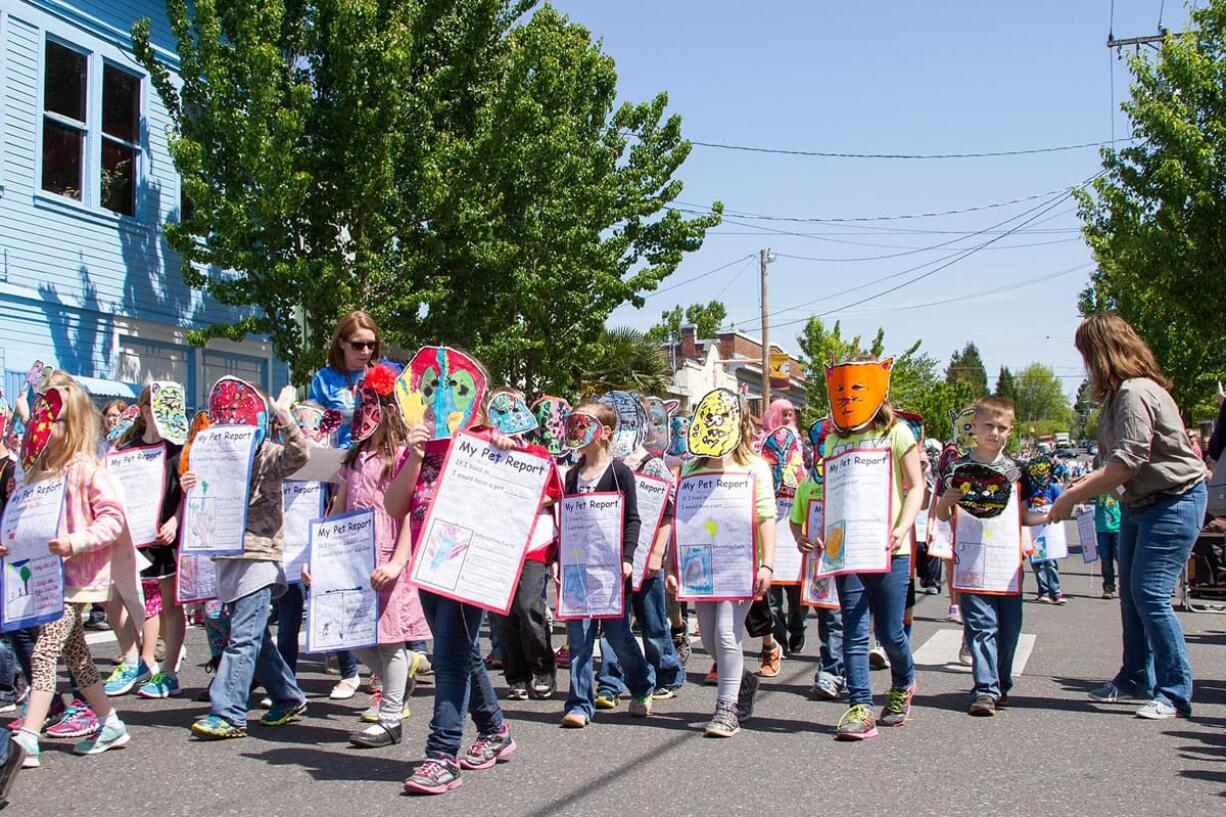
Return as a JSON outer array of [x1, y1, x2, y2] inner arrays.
[[667, 389, 776, 738], [1095, 493, 1120, 599], [188, 379, 310, 739], [794, 417, 845, 701], [761, 400, 807, 666], [1029, 476, 1066, 604], [559, 402, 654, 726], [107, 384, 187, 699], [10, 378, 139, 766], [935, 396, 1046, 716], [319, 365, 428, 748], [816, 357, 924, 741], [595, 404, 684, 706]]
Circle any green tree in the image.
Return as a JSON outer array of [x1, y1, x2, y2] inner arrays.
[[1075, 2, 1226, 414], [580, 327, 671, 396], [134, 1, 720, 386], [945, 342, 989, 396], [1072, 379, 1099, 441], [995, 366, 1019, 404], [1014, 364, 1072, 425], [645, 300, 727, 343]]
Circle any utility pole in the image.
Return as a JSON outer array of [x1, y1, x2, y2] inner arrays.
[[759, 248, 774, 417]]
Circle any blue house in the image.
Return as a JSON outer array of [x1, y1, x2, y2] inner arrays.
[[0, 0, 290, 409]]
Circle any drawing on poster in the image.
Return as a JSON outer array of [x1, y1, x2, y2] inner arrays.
[[680, 544, 714, 595], [823, 520, 847, 571], [421, 520, 474, 590], [562, 564, 590, 610]]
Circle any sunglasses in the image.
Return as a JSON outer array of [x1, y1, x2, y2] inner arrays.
[[347, 340, 377, 351]]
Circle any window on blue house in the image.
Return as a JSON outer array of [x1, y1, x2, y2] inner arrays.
[[42, 39, 88, 201], [101, 66, 141, 217]]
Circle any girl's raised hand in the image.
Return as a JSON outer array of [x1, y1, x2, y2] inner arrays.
[[270, 385, 296, 423], [371, 560, 405, 590], [796, 534, 823, 554], [491, 432, 516, 452], [48, 537, 72, 557], [406, 424, 430, 459]]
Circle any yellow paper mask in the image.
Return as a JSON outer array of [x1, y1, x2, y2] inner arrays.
[[688, 388, 742, 458], [824, 358, 894, 433]]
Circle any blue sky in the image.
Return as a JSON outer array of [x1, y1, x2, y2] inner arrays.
[[550, 0, 1194, 396]]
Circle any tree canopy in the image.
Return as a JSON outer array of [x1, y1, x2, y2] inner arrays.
[[133, 0, 720, 388], [945, 342, 989, 396], [645, 301, 728, 343]]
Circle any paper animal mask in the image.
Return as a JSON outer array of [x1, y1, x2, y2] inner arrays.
[[150, 381, 188, 445], [532, 396, 572, 457], [762, 426, 804, 495], [1024, 455, 1054, 497], [352, 364, 399, 443], [395, 346, 487, 440], [952, 462, 1013, 519], [599, 391, 648, 458], [180, 411, 210, 476], [950, 405, 977, 453], [487, 391, 538, 437], [564, 411, 605, 450], [21, 387, 63, 471], [688, 389, 742, 458], [896, 410, 924, 448], [287, 404, 342, 447], [807, 417, 830, 484], [825, 358, 894, 434], [208, 377, 268, 440], [668, 415, 692, 457], [643, 397, 676, 453], [25, 361, 52, 395], [107, 405, 140, 445]]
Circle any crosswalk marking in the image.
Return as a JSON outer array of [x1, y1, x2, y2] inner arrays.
[[912, 628, 1036, 676]]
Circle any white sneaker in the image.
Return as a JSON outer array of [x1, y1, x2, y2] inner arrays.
[[330, 675, 361, 700], [958, 643, 973, 667], [1088, 682, 1128, 703], [1135, 700, 1180, 720], [868, 647, 890, 670]]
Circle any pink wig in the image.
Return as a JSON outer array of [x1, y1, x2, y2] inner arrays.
[[762, 398, 798, 434]]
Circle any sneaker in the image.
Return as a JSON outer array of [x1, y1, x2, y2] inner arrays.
[[329, 675, 361, 700], [812, 676, 841, 701], [958, 642, 973, 667], [530, 673, 556, 700], [758, 642, 783, 677], [835, 704, 878, 741], [947, 605, 963, 624], [403, 756, 463, 795], [652, 687, 678, 701], [12, 730, 38, 769], [879, 683, 916, 727], [628, 694, 652, 718], [259, 700, 307, 727], [554, 646, 571, 669], [1035, 594, 1053, 604], [559, 711, 587, 728], [703, 700, 740, 738], [103, 662, 151, 696], [924, 585, 940, 595], [1088, 682, 1132, 703], [505, 683, 529, 701], [1101, 586, 1116, 599], [996, 694, 1010, 709], [459, 723, 516, 770], [9, 696, 67, 734], [348, 721, 402, 749], [484, 653, 503, 670], [736, 671, 759, 722], [787, 633, 806, 655], [360, 691, 411, 722], [415, 653, 433, 677], [594, 693, 620, 711], [1053, 594, 1067, 606], [136, 672, 181, 699], [46, 700, 99, 739], [1135, 700, 1182, 720], [73, 721, 130, 756], [703, 663, 719, 686], [969, 694, 997, 717], [191, 715, 246, 740], [671, 624, 692, 665], [868, 647, 890, 670]]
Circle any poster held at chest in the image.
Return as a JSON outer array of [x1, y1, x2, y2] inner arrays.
[[408, 431, 552, 615], [306, 509, 379, 653], [1076, 508, 1099, 564], [282, 481, 327, 585], [818, 448, 893, 576], [105, 445, 167, 547], [952, 489, 1024, 594], [180, 426, 259, 555], [800, 500, 838, 609], [630, 473, 670, 592], [672, 472, 756, 602], [772, 497, 803, 584], [1, 477, 67, 630], [557, 493, 625, 620]]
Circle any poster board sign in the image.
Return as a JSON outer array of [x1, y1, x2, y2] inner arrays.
[[800, 499, 838, 609], [0, 477, 66, 630], [306, 509, 378, 653], [105, 445, 166, 547], [180, 425, 259, 555], [557, 493, 625, 620], [1029, 520, 1069, 563], [672, 471, 756, 602], [1076, 508, 1099, 564], [773, 496, 803, 584], [952, 487, 1023, 595], [818, 448, 893, 576], [631, 473, 670, 592], [282, 480, 327, 584], [176, 553, 217, 604]]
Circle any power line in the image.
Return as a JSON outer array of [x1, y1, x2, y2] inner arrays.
[[688, 137, 1135, 160], [643, 254, 755, 300]]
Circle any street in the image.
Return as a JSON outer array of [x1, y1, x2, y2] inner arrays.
[[9, 555, 1225, 817]]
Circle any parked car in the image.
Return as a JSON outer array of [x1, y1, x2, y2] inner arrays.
[[1054, 449, 1078, 459]]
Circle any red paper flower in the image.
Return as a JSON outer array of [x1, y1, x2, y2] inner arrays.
[[365, 364, 397, 398]]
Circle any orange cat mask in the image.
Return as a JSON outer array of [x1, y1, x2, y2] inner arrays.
[[825, 358, 894, 433]]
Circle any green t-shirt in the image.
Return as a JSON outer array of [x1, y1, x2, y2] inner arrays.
[[823, 422, 918, 554], [789, 477, 822, 529], [1094, 494, 1121, 533]]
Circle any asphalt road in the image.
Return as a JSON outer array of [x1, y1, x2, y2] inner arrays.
[[9, 555, 1226, 817]]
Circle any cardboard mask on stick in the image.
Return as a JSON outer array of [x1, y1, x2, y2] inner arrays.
[[688, 388, 742, 458], [825, 358, 894, 434], [395, 347, 487, 440]]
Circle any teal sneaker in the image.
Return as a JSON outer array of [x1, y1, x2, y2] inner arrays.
[[12, 730, 39, 769], [72, 721, 130, 756], [104, 662, 151, 696], [136, 672, 181, 699], [190, 715, 246, 740], [259, 700, 307, 727]]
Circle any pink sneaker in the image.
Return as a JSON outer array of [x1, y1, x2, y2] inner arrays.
[[46, 699, 100, 739]]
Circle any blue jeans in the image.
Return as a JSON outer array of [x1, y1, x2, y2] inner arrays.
[[275, 584, 305, 674], [210, 585, 306, 725], [836, 555, 915, 706], [418, 591, 503, 759], [1097, 531, 1119, 587], [1031, 560, 1062, 597], [1113, 483, 1206, 714], [566, 588, 655, 719], [596, 573, 684, 696], [814, 607, 845, 684], [960, 591, 1023, 699]]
